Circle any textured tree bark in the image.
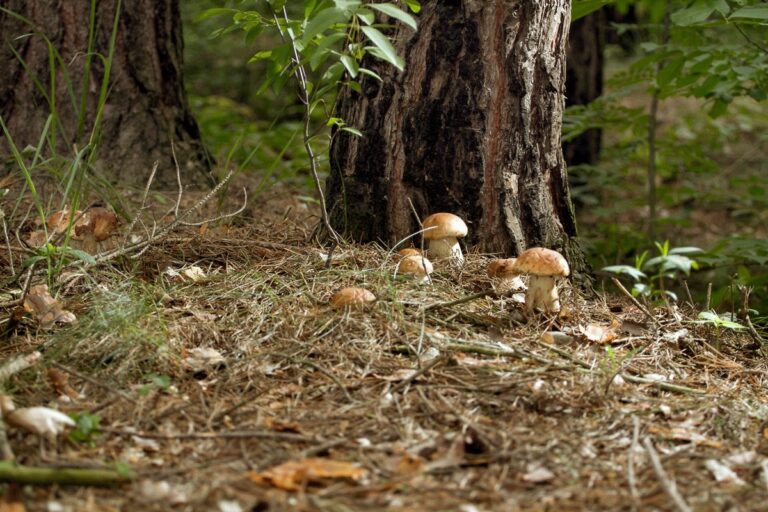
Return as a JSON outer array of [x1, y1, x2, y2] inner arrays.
[[326, 0, 584, 269], [0, 0, 211, 188], [564, 11, 604, 167]]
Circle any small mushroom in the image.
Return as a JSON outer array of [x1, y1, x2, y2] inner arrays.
[[0, 395, 75, 444], [396, 248, 423, 259], [511, 248, 570, 313], [396, 254, 433, 284], [487, 258, 525, 294], [330, 287, 376, 308], [421, 213, 468, 265]]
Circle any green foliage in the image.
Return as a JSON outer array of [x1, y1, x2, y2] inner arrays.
[[695, 310, 745, 330], [68, 411, 101, 444], [603, 241, 702, 300]]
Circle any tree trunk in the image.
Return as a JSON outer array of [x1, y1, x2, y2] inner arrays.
[[326, 1, 583, 268], [0, 0, 211, 189], [564, 11, 604, 167]]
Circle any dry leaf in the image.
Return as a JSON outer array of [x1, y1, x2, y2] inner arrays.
[[0, 483, 25, 512], [23, 285, 76, 329], [705, 459, 745, 486], [46, 368, 80, 399], [46, 208, 83, 234], [579, 323, 618, 343], [184, 347, 225, 369], [165, 265, 206, 283], [380, 369, 419, 382], [389, 452, 425, 476], [520, 464, 555, 483], [247, 458, 367, 491], [24, 230, 47, 248], [647, 425, 723, 449]]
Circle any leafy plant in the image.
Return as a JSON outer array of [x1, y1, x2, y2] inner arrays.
[[603, 240, 702, 300], [695, 310, 745, 332], [202, 0, 419, 245], [69, 411, 101, 444]]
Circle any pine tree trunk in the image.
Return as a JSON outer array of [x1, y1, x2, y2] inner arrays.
[[326, 1, 584, 269], [0, 0, 211, 188], [564, 11, 604, 167]]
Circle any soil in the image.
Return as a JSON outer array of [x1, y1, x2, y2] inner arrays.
[[1, 182, 768, 512]]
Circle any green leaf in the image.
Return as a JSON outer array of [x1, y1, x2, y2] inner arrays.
[[572, 1, 615, 22], [404, 0, 421, 13], [248, 50, 273, 63], [602, 265, 647, 281], [309, 32, 347, 70], [302, 7, 348, 45], [195, 8, 237, 22], [669, 246, 703, 255], [671, 0, 729, 26], [334, 0, 362, 13], [358, 67, 383, 81], [356, 8, 375, 25], [340, 54, 359, 78], [341, 126, 363, 136], [361, 26, 403, 70], [65, 248, 97, 265], [729, 4, 768, 20], [657, 55, 685, 88], [370, 3, 418, 30]]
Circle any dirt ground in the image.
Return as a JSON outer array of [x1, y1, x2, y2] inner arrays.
[[1, 183, 768, 512]]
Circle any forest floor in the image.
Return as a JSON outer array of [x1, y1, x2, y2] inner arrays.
[[2, 181, 768, 512]]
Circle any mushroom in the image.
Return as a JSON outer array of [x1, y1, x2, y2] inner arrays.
[[510, 248, 570, 313], [330, 287, 376, 308], [0, 395, 75, 445], [396, 248, 423, 259], [486, 258, 525, 294], [421, 213, 468, 265], [396, 254, 433, 284]]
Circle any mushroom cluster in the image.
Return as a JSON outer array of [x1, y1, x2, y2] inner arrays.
[[326, 209, 570, 317]]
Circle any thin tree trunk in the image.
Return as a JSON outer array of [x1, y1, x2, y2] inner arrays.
[[564, 11, 604, 167], [0, 0, 211, 188], [327, 1, 584, 269]]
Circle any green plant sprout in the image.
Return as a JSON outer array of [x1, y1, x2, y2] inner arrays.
[[603, 240, 702, 301], [695, 310, 745, 334]]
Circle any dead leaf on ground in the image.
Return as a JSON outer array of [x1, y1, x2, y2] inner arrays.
[[388, 452, 425, 476], [184, 347, 225, 369], [647, 424, 723, 449], [23, 285, 76, 329], [165, 265, 207, 283], [578, 322, 618, 344], [380, 369, 419, 382], [520, 464, 555, 484], [0, 483, 25, 512], [46, 368, 80, 399], [247, 458, 367, 491]]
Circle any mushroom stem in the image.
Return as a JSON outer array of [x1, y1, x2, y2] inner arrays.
[[525, 276, 560, 313], [427, 237, 463, 264]]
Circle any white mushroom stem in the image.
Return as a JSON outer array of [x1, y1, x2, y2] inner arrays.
[[525, 276, 560, 313], [427, 237, 463, 265]]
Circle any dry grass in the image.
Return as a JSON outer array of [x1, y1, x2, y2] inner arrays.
[[1, 188, 768, 511]]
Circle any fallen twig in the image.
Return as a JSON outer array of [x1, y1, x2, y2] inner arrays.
[[643, 436, 692, 512], [611, 277, 660, 326], [0, 462, 132, 486]]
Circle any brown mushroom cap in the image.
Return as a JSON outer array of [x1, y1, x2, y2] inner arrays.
[[398, 255, 434, 276], [487, 258, 518, 278], [46, 209, 83, 234], [422, 213, 468, 240], [330, 287, 377, 307], [397, 248, 422, 258], [513, 248, 570, 277]]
